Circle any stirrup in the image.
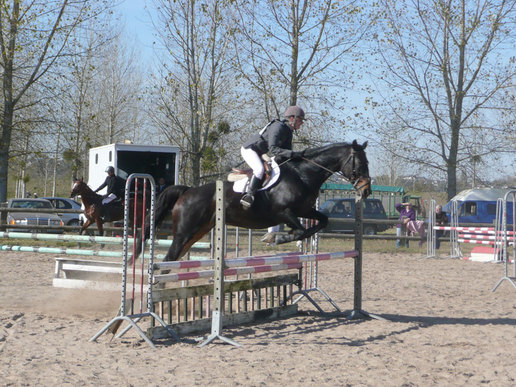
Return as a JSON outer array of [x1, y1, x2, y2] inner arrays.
[[240, 194, 254, 208]]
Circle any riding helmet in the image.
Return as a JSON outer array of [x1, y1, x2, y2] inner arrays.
[[105, 166, 115, 173], [284, 106, 305, 120]]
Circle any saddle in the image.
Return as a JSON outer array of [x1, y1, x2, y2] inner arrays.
[[229, 156, 282, 194], [228, 155, 273, 186], [229, 163, 273, 187]]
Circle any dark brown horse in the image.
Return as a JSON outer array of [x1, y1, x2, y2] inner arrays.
[[136, 141, 371, 262], [70, 178, 146, 235]]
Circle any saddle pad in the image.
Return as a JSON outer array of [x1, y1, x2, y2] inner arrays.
[[232, 159, 281, 193]]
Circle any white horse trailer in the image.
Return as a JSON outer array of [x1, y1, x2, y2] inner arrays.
[[87, 143, 180, 192]]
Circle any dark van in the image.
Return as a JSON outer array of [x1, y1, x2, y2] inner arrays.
[[319, 198, 390, 235]]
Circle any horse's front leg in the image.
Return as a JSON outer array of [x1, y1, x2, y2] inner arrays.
[[298, 209, 328, 239], [79, 218, 93, 235], [269, 209, 306, 245], [95, 218, 104, 237], [273, 209, 328, 245]]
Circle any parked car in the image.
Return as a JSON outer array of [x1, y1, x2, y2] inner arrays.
[[7, 198, 64, 233], [319, 198, 390, 235], [41, 197, 82, 226]]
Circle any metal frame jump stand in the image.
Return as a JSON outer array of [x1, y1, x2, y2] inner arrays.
[[198, 180, 242, 347], [492, 190, 516, 293], [347, 196, 384, 321], [293, 196, 383, 321], [90, 173, 179, 348], [291, 198, 342, 313]]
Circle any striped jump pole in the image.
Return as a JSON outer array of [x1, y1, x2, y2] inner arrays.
[[1, 245, 208, 262], [434, 226, 514, 235], [156, 250, 358, 271], [155, 251, 359, 283], [156, 262, 304, 283], [458, 233, 515, 241], [0, 231, 210, 249], [457, 239, 512, 246], [1, 244, 138, 258]]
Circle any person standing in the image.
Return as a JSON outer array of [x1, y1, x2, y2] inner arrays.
[[395, 202, 416, 248], [435, 204, 448, 250], [239, 105, 306, 209], [157, 177, 169, 195], [94, 166, 126, 221]]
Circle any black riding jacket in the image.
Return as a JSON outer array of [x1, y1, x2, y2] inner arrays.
[[242, 119, 295, 160], [95, 175, 126, 198]]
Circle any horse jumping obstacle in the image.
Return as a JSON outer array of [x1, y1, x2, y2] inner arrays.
[[90, 180, 377, 348], [427, 194, 516, 293], [432, 226, 514, 262], [147, 250, 360, 341]]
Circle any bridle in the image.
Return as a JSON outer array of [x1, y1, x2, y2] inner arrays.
[[298, 149, 370, 191], [340, 151, 371, 191]]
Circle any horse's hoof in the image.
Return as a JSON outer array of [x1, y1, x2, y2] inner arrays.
[[260, 232, 276, 245]]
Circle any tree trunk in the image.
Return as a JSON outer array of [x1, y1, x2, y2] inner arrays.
[[0, 0, 19, 202], [447, 120, 460, 200]]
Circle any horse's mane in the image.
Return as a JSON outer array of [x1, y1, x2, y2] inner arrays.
[[302, 142, 354, 157], [76, 179, 95, 192]]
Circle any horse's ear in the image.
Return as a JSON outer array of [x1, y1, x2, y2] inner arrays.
[[351, 140, 367, 151], [80, 177, 84, 182]]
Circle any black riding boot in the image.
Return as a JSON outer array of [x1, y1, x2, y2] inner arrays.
[[240, 175, 263, 209], [102, 204, 111, 222]]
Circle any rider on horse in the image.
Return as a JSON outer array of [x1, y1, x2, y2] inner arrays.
[[240, 105, 306, 209], [94, 166, 126, 221]]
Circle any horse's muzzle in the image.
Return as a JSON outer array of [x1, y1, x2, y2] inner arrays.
[[354, 178, 372, 199]]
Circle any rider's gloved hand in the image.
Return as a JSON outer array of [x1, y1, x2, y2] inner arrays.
[[291, 150, 304, 160]]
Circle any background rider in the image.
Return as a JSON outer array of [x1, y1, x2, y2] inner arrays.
[[94, 166, 126, 221]]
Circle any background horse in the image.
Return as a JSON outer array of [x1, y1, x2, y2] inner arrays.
[[70, 178, 146, 236], [136, 140, 371, 262]]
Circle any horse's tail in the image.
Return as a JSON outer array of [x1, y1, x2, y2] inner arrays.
[[134, 184, 191, 260]]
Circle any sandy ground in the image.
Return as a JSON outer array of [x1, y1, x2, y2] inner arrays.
[[0, 249, 515, 386]]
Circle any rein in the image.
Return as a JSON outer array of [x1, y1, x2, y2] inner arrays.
[[297, 152, 366, 190]]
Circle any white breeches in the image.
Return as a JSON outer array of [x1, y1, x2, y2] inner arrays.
[[241, 147, 265, 179], [102, 193, 117, 205]]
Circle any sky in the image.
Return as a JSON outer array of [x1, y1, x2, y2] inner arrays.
[[116, 0, 515, 183], [118, 0, 155, 60]]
